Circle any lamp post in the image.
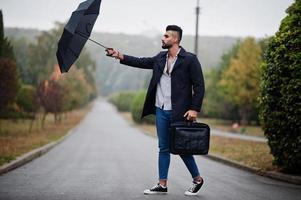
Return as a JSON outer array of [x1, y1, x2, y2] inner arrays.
[[194, 0, 201, 56]]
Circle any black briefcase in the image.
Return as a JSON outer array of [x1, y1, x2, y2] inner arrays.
[[169, 121, 210, 155]]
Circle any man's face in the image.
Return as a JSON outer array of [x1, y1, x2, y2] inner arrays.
[[161, 31, 178, 49]]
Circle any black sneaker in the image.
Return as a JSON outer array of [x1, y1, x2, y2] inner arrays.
[[143, 183, 168, 195], [184, 178, 204, 196]]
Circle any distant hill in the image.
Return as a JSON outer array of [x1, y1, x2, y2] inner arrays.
[[5, 27, 240, 95], [5, 27, 41, 43]]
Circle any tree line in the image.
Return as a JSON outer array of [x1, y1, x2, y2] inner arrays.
[[0, 10, 97, 130], [202, 37, 265, 125]]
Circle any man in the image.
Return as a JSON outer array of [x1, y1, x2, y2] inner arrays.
[[105, 25, 205, 196]]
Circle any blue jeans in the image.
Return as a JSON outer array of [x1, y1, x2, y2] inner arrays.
[[155, 107, 200, 180]]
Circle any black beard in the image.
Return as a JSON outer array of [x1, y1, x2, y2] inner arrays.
[[162, 43, 172, 49]]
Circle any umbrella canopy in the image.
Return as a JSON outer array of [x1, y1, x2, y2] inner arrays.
[[56, 0, 103, 73]]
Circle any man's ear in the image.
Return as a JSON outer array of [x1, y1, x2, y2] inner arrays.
[[173, 36, 179, 44]]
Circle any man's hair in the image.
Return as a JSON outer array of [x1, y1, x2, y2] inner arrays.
[[166, 25, 183, 43]]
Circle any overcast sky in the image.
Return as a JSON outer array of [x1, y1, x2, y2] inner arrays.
[[0, 0, 294, 37]]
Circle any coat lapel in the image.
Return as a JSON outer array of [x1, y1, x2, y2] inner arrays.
[[158, 52, 167, 73], [157, 47, 186, 73], [171, 47, 186, 74]]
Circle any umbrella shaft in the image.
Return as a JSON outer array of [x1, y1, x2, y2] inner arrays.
[[76, 31, 107, 49], [88, 38, 107, 49]]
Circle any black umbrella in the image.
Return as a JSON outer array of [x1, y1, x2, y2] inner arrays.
[[56, 0, 107, 73]]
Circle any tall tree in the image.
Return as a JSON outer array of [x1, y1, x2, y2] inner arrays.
[[27, 29, 59, 85], [203, 42, 240, 120], [260, 0, 301, 172], [0, 10, 19, 117], [0, 10, 3, 57], [0, 59, 18, 114], [12, 37, 31, 84], [0, 10, 14, 60], [27, 21, 96, 95], [219, 37, 262, 124]]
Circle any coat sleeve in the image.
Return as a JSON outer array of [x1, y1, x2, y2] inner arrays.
[[189, 55, 205, 112], [120, 54, 156, 69]]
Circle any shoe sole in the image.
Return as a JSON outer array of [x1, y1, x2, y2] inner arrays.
[[144, 190, 168, 195], [184, 178, 204, 196], [184, 191, 199, 196]]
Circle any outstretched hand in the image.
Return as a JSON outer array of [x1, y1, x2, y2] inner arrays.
[[105, 48, 123, 60], [105, 48, 115, 56]]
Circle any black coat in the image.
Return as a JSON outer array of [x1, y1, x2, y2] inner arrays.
[[120, 47, 205, 122]]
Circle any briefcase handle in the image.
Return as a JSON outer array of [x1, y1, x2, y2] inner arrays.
[[170, 120, 210, 129], [185, 119, 197, 126]]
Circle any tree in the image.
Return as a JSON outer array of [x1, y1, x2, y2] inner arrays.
[[16, 84, 38, 114], [202, 42, 240, 120], [0, 59, 19, 114], [11, 37, 31, 84], [260, 0, 301, 172], [27, 29, 59, 86], [27, 22, 97, 93], [0, 10, 15, 60], [0, 10, 19, 117], [58, 65, 94, 111], [16, 84, 39, 131], [37, 79, 65, 126], [0, 10, 3, 57], [219, 37, 262, 124]]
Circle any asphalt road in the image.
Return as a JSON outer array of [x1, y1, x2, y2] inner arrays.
[[0, 99, 300, 200]]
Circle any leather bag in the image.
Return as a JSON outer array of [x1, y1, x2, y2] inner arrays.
[[169, 121, 210, 155]]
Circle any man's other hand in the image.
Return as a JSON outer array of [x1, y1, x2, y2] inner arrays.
[[183, 110, 198, 121]]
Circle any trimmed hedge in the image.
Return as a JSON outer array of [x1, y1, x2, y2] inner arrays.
[[108, 91, 136, 112], [131, 90, 155, 124], [259, 0, 301, 173]]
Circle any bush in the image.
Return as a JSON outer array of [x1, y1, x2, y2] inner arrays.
[[131, 90, 155, 124], [59, 67, 94, 111], [0, 103, 25, 119], [259, 0, 301, 173], [109, 91, 136, 112], [16, 84, 38, 114]]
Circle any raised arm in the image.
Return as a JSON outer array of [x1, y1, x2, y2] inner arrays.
[[105, 48, 155, 69]]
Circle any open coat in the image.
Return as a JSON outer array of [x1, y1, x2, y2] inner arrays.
[[120, 47, 205, 122]]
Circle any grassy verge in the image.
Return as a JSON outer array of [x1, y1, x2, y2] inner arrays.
[[0, 103, 93, 166], [120, 112, 275, 171], [198, 117, 264, 137], [209, 136, 275, 171]]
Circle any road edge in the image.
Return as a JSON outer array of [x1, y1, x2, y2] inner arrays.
[[0, 119, 80, 176], [204, 153, 301, 185]]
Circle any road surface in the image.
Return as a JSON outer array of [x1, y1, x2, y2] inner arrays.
[[0, 99, 300, 200]]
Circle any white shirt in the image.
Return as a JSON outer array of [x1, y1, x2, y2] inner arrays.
[[155, 48, 181, 110]]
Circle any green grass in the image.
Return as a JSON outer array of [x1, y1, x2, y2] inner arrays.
[[209, 136, 275, 171], [0, 155, 15, 166], [198, 117, 264, 137], [0, 104, 92, 166]]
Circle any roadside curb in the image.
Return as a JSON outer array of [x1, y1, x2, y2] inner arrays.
[[205, 153, 301, 185], [0, 124, 79, 176]]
